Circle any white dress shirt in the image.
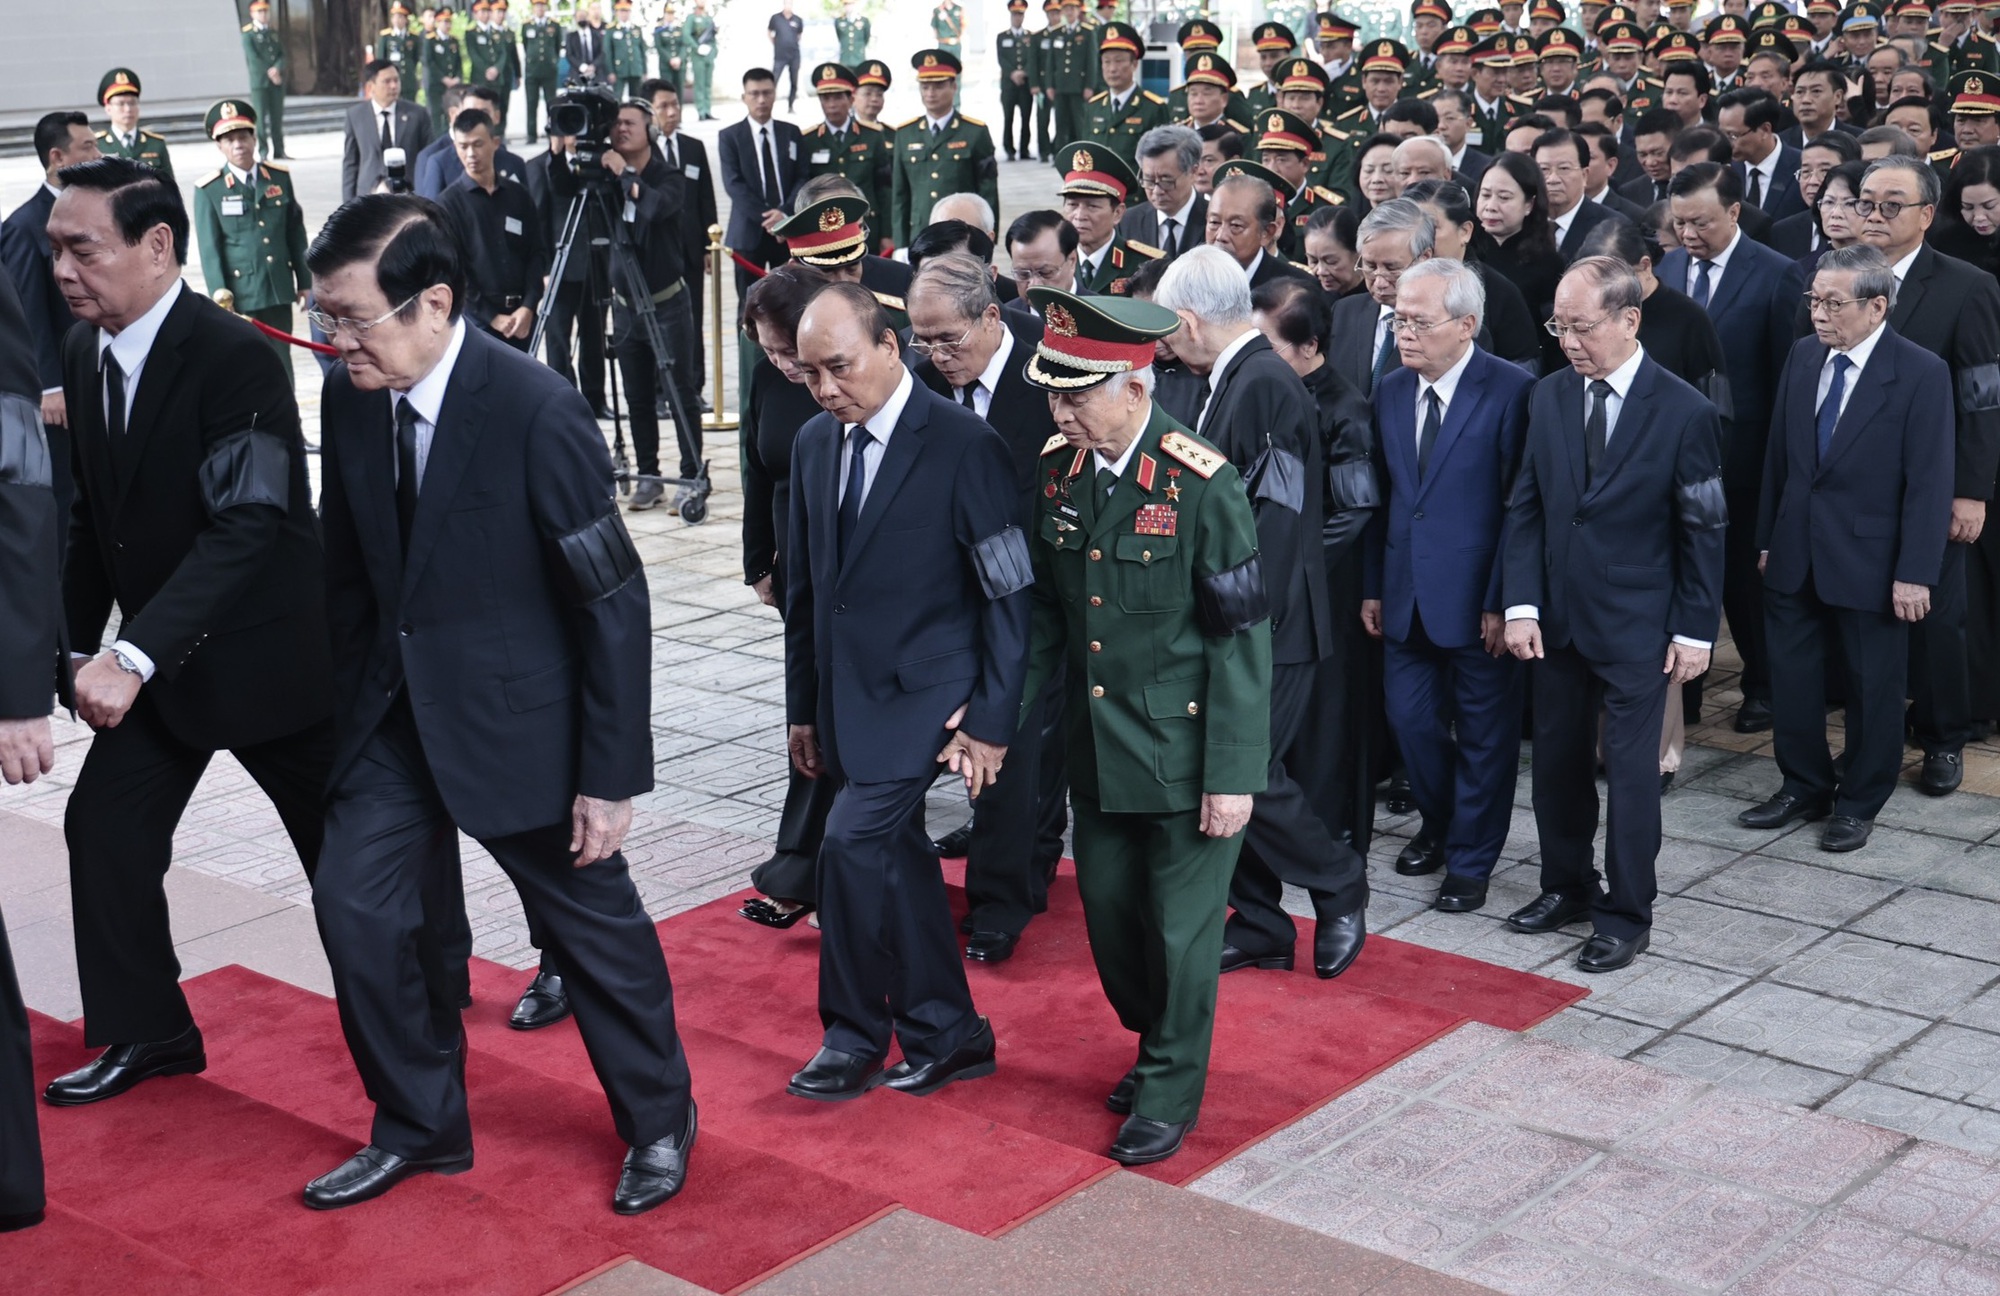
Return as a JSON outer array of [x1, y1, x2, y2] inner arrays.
[[1196, 327, 1260, 431], [1157, 191, 1197, 253], [1551, 199, 1582, 247], [1742, 145, 1781, 208], [1413, 343, 1475, 454], [1685, 226, 1742, 302], [955, 328, 1014, 420], [1890, 243, 1922, 283], [1241, 247, 1267, 282], [1092, 433, 1142, 487], [1816, 318, 1886, 427], [1076, 240, 1112, 287], [391, 317, 469, 491], [838, 366, 915, 507]]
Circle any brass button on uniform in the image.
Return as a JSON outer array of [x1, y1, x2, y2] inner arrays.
[[1091, 685, 1105, 698], [1089, 548, 1102, 561], [1089, 640, 1101, 652], [1089, 595, 1102, 606], [1141, 549, 1151, 561], [1187, 702, 1199, 715]]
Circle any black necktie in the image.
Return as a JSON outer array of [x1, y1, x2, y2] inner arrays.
[[380, 108, 392, 150], [1692, 259, 1714, 311], [1162, 216, 1178, 255], [1745, 166, 1763, 209], [1585, 379, 1611, 484], [667, 137, 678, 170], [103, 352, 126, 440], [1096, 466, 1118, 499], [759, 127, 780, 208], [838, 424, 872, 559], [960, 381, 978, 410], [1417, 389, 1441, 480], [395, 397, 421, 555]]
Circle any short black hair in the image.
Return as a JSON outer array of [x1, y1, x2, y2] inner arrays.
[[1532, 128, 1590, 169], [1579, 86, 1625, 118], [53, 156, 189, 264], [639, 77, 678, 101], [1668, 159, 1743, 207], [1383, 99, 1438, 132], [1509, 113, 1557, 136], [1633, 106, 1683, 141], [364, 58, 398, 83], [306, 194, 467, 322], [1251, 276, 1331, 356], [909, 219, 996, 269], [1430, 87, 1474, 116], [1577, 213, 1651, 267], [35, 111, 88, 167], [1576, 121, 1621, 164], [1532, 95, 1579, 127], [743, 67, 776, 87], [1127, 254, 1171, 297], [1794, 58, 1846, 94], [464, 85, 504, 112], [1006, 208, 1078, 257], [1670, 126, 1731, 166], [743, 262, 831, 346], [1801, 129, 1863, 163], [1716, 86, 1782, 132], [437, 85, 470, 116], [451, 108, 495, 135], [1664, 62, 1712, 97], [1198, 121, 1245, 160]]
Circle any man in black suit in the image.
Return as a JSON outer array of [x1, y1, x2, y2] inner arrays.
[[648, 79, 718, 404], [1156, 246, 1364, 979], [564, 3, 612, 84], [783, 282, 1029, 1102], [1537, 129, 1630, 261], [343, 59, 435, 202], [1205, 173, 1313, 288], [1619, 107, 1681, 207], [1502, 256, 1727, 972], [908, 254, 1067, 961], [526, 134, 608, 415], [1577, 125, 1649, 222], [1330, 199, 1436, 399], [304, 195, 694, 1214], [1777, 60, 1858, 150], [36, 160, 335, 1106], [1743, 246, 1953, 851], [1119, 125, 1207, 261], [719, 68, 805, 303], [1719, 88, 1805, 222]]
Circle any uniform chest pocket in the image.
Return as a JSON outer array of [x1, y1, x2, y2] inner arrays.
[[1040, 512, 1083, 601], [1114, 534, 1181, 612]]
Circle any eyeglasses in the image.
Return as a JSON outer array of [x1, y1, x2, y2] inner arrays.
[[1853, 198, 1921, 220], [305, 292, 421, 339], [908, 326, 974, 358], [1357, 260, 1412, 281], [1802, 293, 1870, 313], [1543, 312, 1620, 338], [1391, 315, 1452, 334], [1138, 172, 1183, 191]]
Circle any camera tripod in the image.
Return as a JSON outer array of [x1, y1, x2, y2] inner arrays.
[[531, 169, 712, 524]]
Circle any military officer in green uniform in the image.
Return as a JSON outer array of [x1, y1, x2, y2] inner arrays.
[[686, 0, 719, 119], [1055, 141, 1161, 295], [1407, 0, 1455, 96], [1243, 22, 1299, 116], [1017, 287, 1271, 1168], [890, 50, 1000, 246], [998, 0, 1036, 160], [375, 4, 425, 98], [522, 0, 563, 141], [836, 0, 871, 65], [423, 5, 465, 136], [1468, 35, 1534, 151], [95, 69, 174, 182], [1333, 39, 1411, 136], [931, 0, 965, 55], [1083, 23, 1170, 166], [1166, 20, 1253, 122], [242, 0, 289, 160], [1032, 0, 1064, 158], [1041, 0, 1097, 165], [1179, 53, 1254, 136], [774, 193, 908, 327], [1595, 21, 1660, 115], [804, 64, 893, 225], [609, 0, 649, 99], [1262, 57, 1357, 205], [193, 99, 309, 383], [465, 0, 520, 135], [652, 4, 686, 96], [1936, 0, 2000, 78], [1317, 11, 1365, 114], [1243, 118, 1343, 258], [854, 57, 891, 126]]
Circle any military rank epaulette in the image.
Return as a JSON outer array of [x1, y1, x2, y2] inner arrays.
[[804, 122, 826, 135], [95, 130, 112, 140], [872, 290, 906, 311], [263, 161, 291, 172], [1159, 430, 1224, 479], [1126, 239, 1166, 259], [1088, 89, 1109, 103], [1310, 185, 1342, 204], [1042, 433, 1069, 455], [1224, 116, 1253, 133], [894, 115, 924, 130], [959, 114, 986, 126], [1333, 103, 1368, 121], [1141, 90, 1166, 104], [861, 119, 887, 132], [381, 26, 396, 35], [1417, 85, 1441, 98], [1931, 147, 1961, 166], [243, 23, 255, 31], [197, 168, 226, 188]]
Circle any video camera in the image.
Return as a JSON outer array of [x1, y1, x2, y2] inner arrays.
[[549, 80, 622, 176]]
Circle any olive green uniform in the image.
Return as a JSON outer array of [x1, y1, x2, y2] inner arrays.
[[1935, 31, 1999, 79], [466, 22, 520, 132], [652, 19, 685, 91], [997, 22, 1036, 158], [242, 23, 288, 158], [931, 2, 964, 56], [424, 30, 464, 135], [836, 13, 871, 65], [888, 110, 999, 246], [95, 127, 174, 182], [1021, 410, 1272, 1126], [805, 119, 893, 223], [376, 27, 426, 92], [686, 11, 718, 116], [1278, 182, 1342, 258], [1075, 235, 1161, 296], [193, 161, 310, 382], [1307, 121, 1358, 203], [1040, 23, 1097, 165], [522, 16, 563, 140], [1082, 87, 1171, 166], [1167, 84, 1255, 122], [609, 21, 649, 99]]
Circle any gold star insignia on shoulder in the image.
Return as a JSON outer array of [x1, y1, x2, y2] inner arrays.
[[1159, 431, 1223, 479]]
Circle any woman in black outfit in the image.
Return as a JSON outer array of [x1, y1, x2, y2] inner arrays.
[[739, 264, 833, 928], [1933, 146, 2000, 279], [1471, 150, 1567, 375], [1405, 178, 1544, 375]]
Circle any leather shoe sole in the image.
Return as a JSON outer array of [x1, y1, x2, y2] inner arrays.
[[1219, 944, 1294, 974], [1506, 894, 1594, 934], [43, 1026, 207, 1107], [303, 1145, 474, 1210], [1434, 878, 1488, 913], [964, 931, 1018, 964], [1574, 930, 1649, 974], [786, 1049, 887, 1102]]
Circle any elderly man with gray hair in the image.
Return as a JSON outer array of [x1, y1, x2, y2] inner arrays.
[[1204, 172, 1313, 287], [1360, 259, 1536, 912], [1330, 198, 1435, 397], [1391, 136, 1454, 192], [1119, 124, 1206, 260], [1154, 246, 1366, 979]]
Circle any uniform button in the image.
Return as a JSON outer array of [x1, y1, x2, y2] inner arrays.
[[1141, 549, 1151, 561], [1088, 548, 1102, 560], [834, 603, 846, 613], [1572, 518, 1583, 526], [1091, 685, 1105, 698], [1413, 511, 1424, 520], [1055, 535, 1065, 546], [1089, 640, 1101, 652], [1187, 702, 1199, 716], [1089, 595, 1102, 606]]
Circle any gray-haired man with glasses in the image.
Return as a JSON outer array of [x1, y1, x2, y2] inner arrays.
[[1118, 126, 1206, 261]]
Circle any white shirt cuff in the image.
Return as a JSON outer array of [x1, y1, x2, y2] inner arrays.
[[41, 386, 60, 397], [1504, 605, 1539, 621], [111, 639, 157, 682], [1670, 636, 1713, 651]]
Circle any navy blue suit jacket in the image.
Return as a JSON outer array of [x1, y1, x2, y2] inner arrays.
[[1502, 356, 1728, 662], [718, 118, 804, 253], [1737, 145, 1805, 223], [783, 379, 1030, 783], [1364, 346, 1535, 648], [1757, 328, 1954, 614]]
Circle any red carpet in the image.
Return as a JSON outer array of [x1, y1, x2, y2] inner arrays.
[[6, 865, 1585, 1295]]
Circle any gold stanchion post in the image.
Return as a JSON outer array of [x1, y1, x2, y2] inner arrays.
[[702, 223, 739, 432]]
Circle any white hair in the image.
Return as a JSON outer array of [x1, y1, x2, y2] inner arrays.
[[928, 192, 996, 236], [1394, 135, 1453, 171], [1152, 245, 1252, 328], [1399, 259, 1486, 330]]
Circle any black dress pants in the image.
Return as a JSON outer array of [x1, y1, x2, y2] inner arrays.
[[612, 290, 701, 480], [1722, 486, 1770, 702], [313, 703, 691, 1157], [959, 676, 1063, 936], [544, 276, 607, 411], [1225, 660, 1370, 954], [750, 764, 837, 904], [63, 696, 334, 1047], [0, 912, 42, 1218], [1032, 662, 1070, 882], [1910, 540, 1973, 754], [1766, 579, 1908, 821], [1300, 545, 1376, 854]]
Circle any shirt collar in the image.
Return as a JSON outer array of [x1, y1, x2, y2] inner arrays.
[[1704, 226, 1743, 271], [393, 318, 469, 427], [1891, 244, 1922, 281], [1094, 434, 1142, 479], [1832, 319, 1888, 368], [860, 365, 915, 444], [1417, 342, 1476, 407], [1598, 343, 1646, 399], [229, 163, 254, 185], [42, 181, 60, 200], [927, 111, 954, 130], [1243, 247, 1265, 278], [972, 327, 1014, 396], [1750, 146, 1779, 178], [1162, 191, 1197, 225], [1209, 325, 1259, 381], [97, 278, 182, 369]]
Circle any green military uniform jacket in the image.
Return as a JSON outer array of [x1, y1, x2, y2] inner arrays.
[[193, 162, 310, 313], [609, 23, 649, 79], [96, 127, 174, 182], [888, 110, 999, 246], [1404, 58, 1440, 98], [523, 17, 563, 78], [1165, 84, 1254, 122], [424, 31, 463, 87], [805, 119, 894, 222], [997, 23, 1033, 86], [376, 27, 425, 77], [1325, 67, 1364, 115], [1305, 120, 1358, 200], [1935, 31, 2000, 79], [1468, 91, 1534, 153], [932, 2, 964, 51], [836, 14, 871, 65], [466, 23, 520, 92], [1076, 236, 1162, 296], [1277, 181, 1342, 258], [685, 13, 717, 58], [651, 21, 683, 78], [1022, 410, 1272, 813], [243, 23, 286, 86], [1038, 23, 1096, 94], [1083, 87, 1171, 163]]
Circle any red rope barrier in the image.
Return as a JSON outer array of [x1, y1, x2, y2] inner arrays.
[[250, 317, 339, 356], [728, 249, 769, 279]]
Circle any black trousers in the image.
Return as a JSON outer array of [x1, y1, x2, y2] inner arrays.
[[1299, 546, 1376, 854], [817, 773, 981, 1067], [612, 290, 701, 479], [1722, 486, 1770, 702], [1530, 644, 1668, 941], [1910, 540, 1973, 754], [314, 702, 690, 1157], [959, 676, 1064, 936], [0, 912, 42, 1218], [1767, 580, 1908, 821], [1000, 78, 1034, 156], [1034, 663, 1071, 870], [750, 763, 837, 904], [775, 52, 801, 107], [544, 276, 607, 410], [1225, 660, 1370, 954], [63, 696, 333, 1047]]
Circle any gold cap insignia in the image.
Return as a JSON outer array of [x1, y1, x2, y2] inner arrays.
[[1073, 147, 1094, 171], [1268, 113, 1283, 130], [924, 53, 938, 66], [1046, 303, 1078, 337], [1198, 55, 1213, 69], [222, 102, 238, 115], [1379, 41, 1393, 53], [1973, 75, 1986, 92], [818, 207, 845, 231]]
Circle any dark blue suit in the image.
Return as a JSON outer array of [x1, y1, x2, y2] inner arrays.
[[1758, 327, 1953, 819], [1364, 347, 1534, 880], [1737, 145, 1805, 223], [1503, 355, 1726, 939], [718, 117, 804, 281], [784, 375, 1030, 1065]]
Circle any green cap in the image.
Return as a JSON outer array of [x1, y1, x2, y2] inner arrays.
[[1213, 157, 1298, 203], [205, 98, 258, 139], [774, 195, 871, 267], [1023, 288, 1181, 393], [1056, 140, 1139, 204], [99, 68, 142, 105]]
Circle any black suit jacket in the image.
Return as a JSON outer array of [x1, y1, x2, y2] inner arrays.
[[319, 325, 652, 836], [718, 117, 804, 254], [1659, 237, 1803, 489], [1556, 199, 1627, 262], [343, 97, 435, 202], [1737, 145, 1805, 222], [0, 266, 63, 719], [1593, 190, 1648, 225], [1767, 210, 1818, 261], [564, 23, 611, 82], [1, 187, 71, 394], [1880, 245, 2000, 502], [913, 316, 1055, 523], [1247, 250, 1313, 289], [1333, 288, 1511, 393], [659, 133, 717, 287], [61, 287, 330, 750], [1618, 174, 1667, 208], [1331, 291, 1387, 397], [1758, 328, 1953, 613], [1503, 357, 1727, 661], [1455, 147, 1493, 191], [1118, 195, 1208, 259]]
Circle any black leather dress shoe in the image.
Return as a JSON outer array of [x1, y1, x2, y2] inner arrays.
[[931, 823, 974, 856], [1384, 775, 1415, 815], [1822, 815, 1874, 852], [0, 1209, 43, 1232], [786, 1047, 886, 1101], [1660, 771, 1675, 794], [1921, 751, 1963, 797], [1733, 697, 1774, 733], [1737, 791, 1832, 830], [740, 897, 814, 929], [1313, 910, 1366, 979], [1105, 1067, 1138, 1115], [1219, 943, 1294, 973], [1394, 824, 1445, 876], [509, 970, 571, 1031], [1506, 892, 1594, 934], [303, 1143, 474, 1209], [964, 930, 1018, 963], [1108, 1115, 1195, 1166], [1434, 874, 1488, 913], [883, 1017, 998, 1096], [613, 1102, 698, 1215], [1574, 930, 1649, 973], [43, 1023, 205, 1106]]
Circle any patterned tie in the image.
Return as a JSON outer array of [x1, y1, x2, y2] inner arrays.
[[1816, 353, 1853, 461], [838, 424, 872, 560]]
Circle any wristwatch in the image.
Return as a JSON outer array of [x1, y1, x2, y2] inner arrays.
[[111, 649, 144, 677]]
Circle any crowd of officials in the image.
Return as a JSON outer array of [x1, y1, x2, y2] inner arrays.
[[1, 0, 1998, 1245]]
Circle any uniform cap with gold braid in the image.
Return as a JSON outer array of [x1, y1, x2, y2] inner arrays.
[[248, 0, 269, 9], [1042, 0, 1062, 11], [1777, 14, 1817, 41], [1256, 109, 1320, 154], [1212, 157, 1296, 204], [1595, 3, 1638, 30], [1467, 6, 1507, 36], [1746, 0, 1789, 25], [1007, 0, 1028, 10], [1056, 140, 1139, 202], [1529, 0, 1568, 22], [1411, 0, 1455, 23], [1702, 13, 1750, 42], [1360, 38, 1412, 73], [1178, 18, 1225, 50], [811, 61, 857, 95], [912, 48, 963, 81], [1469, 33, 1515, 65], [857, 59, 892, 89], [1434, 25, 1477, 56], [1951, 70, 2000, 115], [775, 195, 872, 267], [1805, 0, 1840, 14], [1098, 21, 1144, 57], [1316, 11, 1361, 40], [1651, 29, 1701, 60], [1748, 29, 1798, 60], [1892, 0, 1932, 18], [1537, 27, 1585, 58], [98, 68, 142, 105], [1276, 56, 1331, 93], [205, 98, 258, 139], [1022, 288, 1181, 393], [391, 0, 412, 13], [1183, 52, 1238, 89], [1838, 1, 1883, 30], [1942, 0, 1980, 11], [1598, 21, 1645, 51], [1252, 21, 1297, 52], [1510, 34, 1539, 61]]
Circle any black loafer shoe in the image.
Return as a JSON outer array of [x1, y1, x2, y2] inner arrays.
[[613, 1102, 697, 1215], [1506, 892, 1594, 934], [740, 897, 815, 929], [931, 823, 974, 857], [1313, 910, 1366, 979], [883, 1017, 998, 1095], [1821, 815, 1874, 852], [0, 1209, 44, 1233], [1108, 1115, 1195, 1166], [1736, 791, 1833, 830], [1660, 771, 1676, 794], [786, 1047, 886, 1101], [1384, 776, 1415, 815], [1434, 874, 1488, 913], [508, 970, 571, 1031], [1574, 930, 1649, 973], [1921, 751, 1963, 797], [1105, 1067, 1138, 1115], [303, 1143, 474, 1210], [1733, 697, 1774, 733], [1219, 943, 1294, 973], [964, 930, 1018, 963], [43, 1023, 205, 1106], [1394, 824, 1445, 876]]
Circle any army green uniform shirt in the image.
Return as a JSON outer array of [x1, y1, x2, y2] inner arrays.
[[805, 119, 894, 224], [1936, 31, 2000, 80], [888, 111, 999, 246], [242, 23, 288, 155], [931, 2, 964, 53], [836, 14, 871, 65], [194, 162, 310, 313], [609, 22, 650, 91], [652, 21, 685, 79], [96, 127, 174, 182], [1082, 87, 1171, 165], [466, 23, 520, 95], [523, 18, 563, 77], [376, 27, 425, 79]]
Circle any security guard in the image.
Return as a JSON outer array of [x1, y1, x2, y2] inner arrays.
[[1041, 0, 1097, 163], [889, 50, 1000, 247], [192, 100, 309, 383], [998, 0, 1037, 160], [375, 4, 425, 95], [1248, 115, 1343, 258], [686, 0, 718, 119], [1017, 287, 1271, 1168], [1055, 141, 1161, 295], [423, 5, 464, 135], [836, 0, 871, 65], [95, 69, 174, 182], [522, 0, 563, 141], [609, 0, 649, 99], [804, 64, 893, 224], [932, 0, 965, 56], [465, 0, 520, 134], [241, 0, 288, 160], [1244, 22, 1299, 115], [1083, 23, 1170, 165]]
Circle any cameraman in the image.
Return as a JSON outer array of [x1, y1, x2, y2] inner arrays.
[[526, 134, 608, 414], [438, 108, 545, 350], [552, 98, 699, 512]]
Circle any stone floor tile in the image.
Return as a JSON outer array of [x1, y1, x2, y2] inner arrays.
[[1773, 934, 2000, 1016], [1444, 1234, 1700, 1296], [1644, 899, 1832, 975], [1685, 857, 1899, 928], [1540, 957, 1749, 1029], [1653, 839, 1751, 894], [1658, 790, 1799, 853], [1633, 1036, 1849, 1109], [1256, 1085, 1410, 1165], [1524, 1008, 1665, 1059], [1821, 1083, 2000, 1157], [1368, 909, 1581, 974], [1869, 1024, 2000, 1110], [1845, 1141, 2000, 1251], [1682, 983, 1929, 1073], [1730, 1209, 2000, 1296], [1186, 1152, 1293, 1205], [1872, 782, 2000, 842], [1757, 823, 1978, 888], [1432, 1038, 1701, 1142], [1918, 851, 2000, 905], [1953, 986, 2000, 1035], [1368, 1023, 1519, 1095], [1243, 1167, 1489, 1267], [1616, 1091, 1906, 1204], [1677, 751, 1782, 804], [1851, 891, 2000, 964]]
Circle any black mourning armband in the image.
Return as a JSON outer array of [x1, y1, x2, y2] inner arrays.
[[1697, 371, 1734, 422], [1958, 362, 2000, 414], [971, 525, 1032, 600], [1195, 554, 1269, 637], [1326, 456, 1380, 511], [199, 429, 290, 514], [1677, 475, 1728, 532], [1246, 444, 1306, 514], [556, 509, 643, 604], [0, 393, 51, 489]]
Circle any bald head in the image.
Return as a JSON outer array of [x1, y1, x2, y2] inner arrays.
[[795, 281, 905, 427], [1393, 136, 1454, 191]]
